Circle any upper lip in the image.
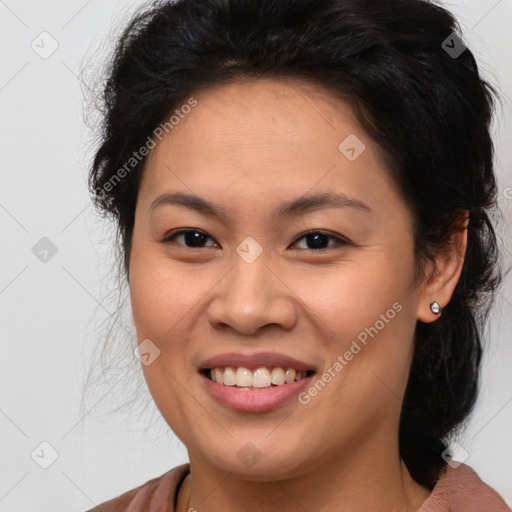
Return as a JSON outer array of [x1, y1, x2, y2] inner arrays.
[[198, 352, 317, 372]]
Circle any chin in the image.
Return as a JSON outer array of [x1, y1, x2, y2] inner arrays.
[[190, 433, 316, 480]]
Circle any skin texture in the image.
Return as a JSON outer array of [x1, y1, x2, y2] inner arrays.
[[128, 77, 468, 512]]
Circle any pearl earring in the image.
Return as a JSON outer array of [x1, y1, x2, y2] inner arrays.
[[430, 301, 442, 315]]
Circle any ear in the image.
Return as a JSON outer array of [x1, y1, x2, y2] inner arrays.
[[416, 209, 469, 323]]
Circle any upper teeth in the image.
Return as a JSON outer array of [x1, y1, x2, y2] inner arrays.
[[210, 367, 309, 388]]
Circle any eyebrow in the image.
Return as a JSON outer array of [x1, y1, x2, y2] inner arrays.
[[148, 191, 372, 219]]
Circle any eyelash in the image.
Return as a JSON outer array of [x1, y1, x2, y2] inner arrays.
[[161, 229, 348, 251]]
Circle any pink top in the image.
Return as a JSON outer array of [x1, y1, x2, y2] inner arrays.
[[86, 462, 510, 511]]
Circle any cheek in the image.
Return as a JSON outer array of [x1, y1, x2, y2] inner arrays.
[[292, 255, 411, 339], [128, 248, 206, 429], [128, 250, 202, 419], [129, 246, 211, 342], [291, 253, 416, 392], [293, 266, 415, 447]]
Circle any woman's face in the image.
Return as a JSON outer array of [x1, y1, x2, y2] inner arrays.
[[129, 78, 429, 479]]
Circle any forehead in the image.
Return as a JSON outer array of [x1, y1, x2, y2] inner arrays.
[[138, 77, 401, 217], [163, 77, 366, 157]]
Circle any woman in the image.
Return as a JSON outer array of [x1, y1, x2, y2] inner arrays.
[[85, 0, 510, 510]]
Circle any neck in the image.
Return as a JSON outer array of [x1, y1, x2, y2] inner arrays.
[[177, 435, 432, 512]]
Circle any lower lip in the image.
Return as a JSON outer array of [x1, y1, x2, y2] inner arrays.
[[200, 372, 314, 412]]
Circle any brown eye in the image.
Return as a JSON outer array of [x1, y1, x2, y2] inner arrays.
[[291, 230, 348, 251], [163, 229, 218, 248]]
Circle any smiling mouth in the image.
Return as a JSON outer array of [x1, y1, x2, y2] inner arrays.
[[201, 366, 316, 390]]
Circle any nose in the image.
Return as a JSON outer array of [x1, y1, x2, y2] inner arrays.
[[206, 254, 298, 336]]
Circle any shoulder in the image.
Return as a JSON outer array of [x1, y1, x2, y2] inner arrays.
[[419, 462, 511, 511], [84, 463, 190, 512]]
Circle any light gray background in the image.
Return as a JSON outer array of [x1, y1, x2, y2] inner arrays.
[[1, 0, 511, 510]]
